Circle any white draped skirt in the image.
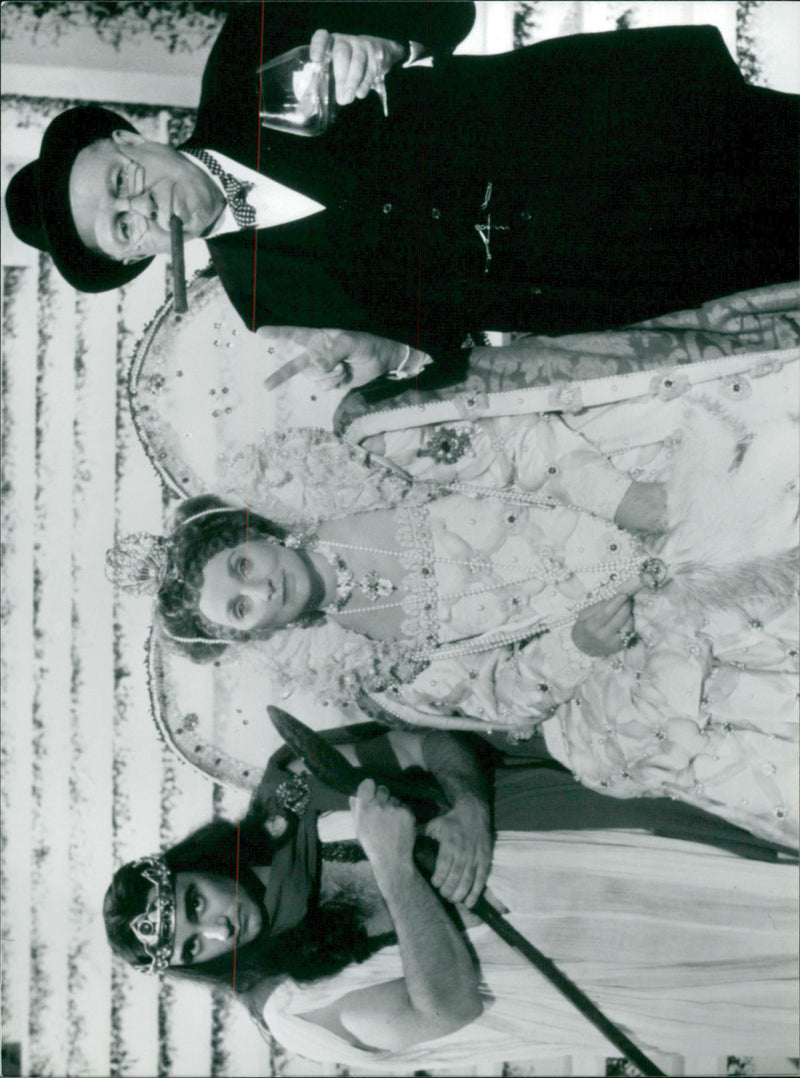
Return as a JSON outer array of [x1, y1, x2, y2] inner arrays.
[[262, 827, 799, 1070]]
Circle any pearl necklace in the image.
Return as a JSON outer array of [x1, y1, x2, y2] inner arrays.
[[317, 534, 639, 617], [308, 482, 668, 660]]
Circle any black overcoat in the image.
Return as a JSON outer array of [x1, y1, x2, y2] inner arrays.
[[187, 2, 798, 377]]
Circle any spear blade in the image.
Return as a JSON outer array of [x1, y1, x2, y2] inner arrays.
[[267, 706, 449, 816]]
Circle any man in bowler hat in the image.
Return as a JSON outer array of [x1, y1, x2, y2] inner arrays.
[[8, 2, 798, 395]]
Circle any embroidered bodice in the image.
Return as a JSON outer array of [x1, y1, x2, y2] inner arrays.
[[418, 495, 640, 652], [367, 361, 799, 850], [329, 494, 642, 657]]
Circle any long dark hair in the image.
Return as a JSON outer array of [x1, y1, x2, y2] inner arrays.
[[104, 806, 391, 997]]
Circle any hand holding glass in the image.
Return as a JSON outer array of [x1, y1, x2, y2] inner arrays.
[[258, 44, 388, 138]]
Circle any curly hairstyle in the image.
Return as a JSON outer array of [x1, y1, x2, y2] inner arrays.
[[156, 495, 296, 663]]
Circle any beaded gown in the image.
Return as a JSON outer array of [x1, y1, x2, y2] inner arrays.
[[225, 352, 797, 850], [358, 360, 799, 851]]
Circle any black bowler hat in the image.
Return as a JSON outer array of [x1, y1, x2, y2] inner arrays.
[[5, 106, 154, 293]]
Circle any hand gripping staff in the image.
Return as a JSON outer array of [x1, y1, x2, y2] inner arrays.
[[267, 706, 667, 1077]]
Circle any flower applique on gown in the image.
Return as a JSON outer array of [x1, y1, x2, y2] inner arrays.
[[550, 390, 798, 849], [370, 361, 799, 849]]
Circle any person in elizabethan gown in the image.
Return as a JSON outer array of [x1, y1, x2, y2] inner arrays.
[[107, 344, 799, 851]]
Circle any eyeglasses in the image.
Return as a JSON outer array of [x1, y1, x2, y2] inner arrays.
[[113, 144, 151, 258]]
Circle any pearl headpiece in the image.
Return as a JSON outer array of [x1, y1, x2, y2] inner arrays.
[[128, 855, 176, 974]]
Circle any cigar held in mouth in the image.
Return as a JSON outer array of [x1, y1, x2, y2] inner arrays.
[[170, 215, 188, 313]]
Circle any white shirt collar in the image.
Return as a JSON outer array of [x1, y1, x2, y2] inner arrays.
[[183, 149, 324, 237]]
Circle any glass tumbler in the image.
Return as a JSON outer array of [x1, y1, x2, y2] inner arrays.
[[258, 45, 337, 137]]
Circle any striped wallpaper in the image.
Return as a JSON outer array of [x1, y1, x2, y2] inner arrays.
[[1, 3, 797, 1077]]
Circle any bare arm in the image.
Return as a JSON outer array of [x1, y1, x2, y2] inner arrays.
[[379, 730, 494, 907], [417, 731, 491, 806], [304, 779, 482, 1051], [287, 728, 493, 906], [418, 732, 493, 907]]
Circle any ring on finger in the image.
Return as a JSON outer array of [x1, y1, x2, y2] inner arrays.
[[620, 629, 638, 648]]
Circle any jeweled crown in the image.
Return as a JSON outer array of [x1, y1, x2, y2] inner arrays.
[[128, 855, 176, 973], [106, 506, 252, 597], [105, 533, 171, 595]]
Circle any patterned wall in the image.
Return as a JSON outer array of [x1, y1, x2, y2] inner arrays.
[[1, 4, 797, 1077]]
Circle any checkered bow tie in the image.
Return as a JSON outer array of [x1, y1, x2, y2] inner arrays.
[[184, 148, 257, 229]]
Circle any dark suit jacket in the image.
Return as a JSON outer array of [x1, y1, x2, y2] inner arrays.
[[187, 3, 798, 385]]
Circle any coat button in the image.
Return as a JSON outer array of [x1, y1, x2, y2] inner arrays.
[[431, 207, 441, 219], [382, 203, 393, 214]]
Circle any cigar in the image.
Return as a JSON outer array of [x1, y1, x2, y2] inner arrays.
[[170, 215, 188, 313]]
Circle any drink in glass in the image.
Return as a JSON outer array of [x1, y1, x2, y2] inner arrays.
[[258, 45, 337, 137]]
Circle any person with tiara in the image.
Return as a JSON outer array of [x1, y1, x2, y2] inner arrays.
[[107, 334, 799, 851], [102, 726, 798, 1070]]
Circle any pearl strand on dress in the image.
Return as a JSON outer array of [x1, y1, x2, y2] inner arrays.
[[318, 535, 642, 618], [428, 579, 633, 660], [312, 481, 661, 660]]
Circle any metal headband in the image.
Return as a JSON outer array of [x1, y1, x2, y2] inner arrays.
[[105, 505, 253, 596], [105, 533, 171, 596], [128, 855, 176, 974]]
